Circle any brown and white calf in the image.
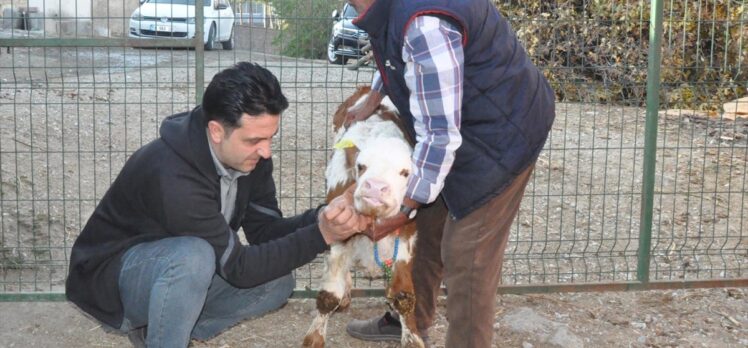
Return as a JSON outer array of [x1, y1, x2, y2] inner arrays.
[[302, 87, 424, 348]]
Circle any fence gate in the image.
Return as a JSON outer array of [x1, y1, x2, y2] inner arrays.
[[0, 0, 746, 302]]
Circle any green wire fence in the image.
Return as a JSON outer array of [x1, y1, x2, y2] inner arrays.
[[0, 0, 746, 302]]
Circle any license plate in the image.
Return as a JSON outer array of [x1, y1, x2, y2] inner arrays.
[[156, 24, 170, 32]]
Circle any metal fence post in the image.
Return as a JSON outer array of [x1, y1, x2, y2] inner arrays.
[[638, 0, 665, 284], [195, 0, 205, 104]]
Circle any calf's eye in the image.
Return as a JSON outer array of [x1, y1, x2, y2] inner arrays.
[[399, 169, 409, 178]]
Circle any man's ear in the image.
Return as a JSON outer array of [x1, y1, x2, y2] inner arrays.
[[207, 120, 225, 144]]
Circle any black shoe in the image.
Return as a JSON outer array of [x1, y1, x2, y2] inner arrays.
[[346, 311, 402, 342], [127, 327, 147, 348]]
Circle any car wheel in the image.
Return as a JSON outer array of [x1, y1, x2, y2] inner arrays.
[[222, 28, 234, 50], [205, 24, 217, 51], [327, 36, 346, 65]]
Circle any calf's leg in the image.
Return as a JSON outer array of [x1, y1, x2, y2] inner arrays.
[[302, 244, 352, 348], [387, 239, 424, 348]]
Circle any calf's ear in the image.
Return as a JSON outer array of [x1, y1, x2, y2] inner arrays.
[[344, 146, 360, 169], [332, 86, 373, 132]]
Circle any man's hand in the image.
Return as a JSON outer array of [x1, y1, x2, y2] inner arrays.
[[364, 197, 420, 242], [318, 186, 372, 244], [363, 213, 409, 242], [343, 90, 384, 128]]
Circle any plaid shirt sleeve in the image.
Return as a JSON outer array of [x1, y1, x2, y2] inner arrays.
[[402, 16, 464, 204]]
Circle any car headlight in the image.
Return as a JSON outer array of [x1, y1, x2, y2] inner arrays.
[[131, 10, 143, 21], [186, 17, 196, 24]]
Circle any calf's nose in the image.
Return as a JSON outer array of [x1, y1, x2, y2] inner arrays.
[[362, 178, 390, 198]]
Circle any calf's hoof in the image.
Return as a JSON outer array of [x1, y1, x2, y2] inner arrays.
[[302, 331, 325, 348]]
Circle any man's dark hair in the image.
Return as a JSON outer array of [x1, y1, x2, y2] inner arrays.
[[202, 62, 289, 130]]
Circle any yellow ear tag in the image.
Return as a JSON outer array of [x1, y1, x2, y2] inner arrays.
[[334, 138, 356, 149]]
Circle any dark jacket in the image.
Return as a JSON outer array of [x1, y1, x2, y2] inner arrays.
[[355, 0, 556, 219], [65, 106, 328, 328]]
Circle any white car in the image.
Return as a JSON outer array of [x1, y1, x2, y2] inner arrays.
[[129, 0, 235, 50]]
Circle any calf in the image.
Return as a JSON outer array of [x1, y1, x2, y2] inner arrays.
[[302, 87, 424, 348]]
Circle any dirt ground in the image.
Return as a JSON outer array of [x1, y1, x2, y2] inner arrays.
[[1, 287, 747, 347], [1, 26, 747, 348]]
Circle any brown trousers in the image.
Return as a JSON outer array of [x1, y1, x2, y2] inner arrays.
[[412, 164, 534, 348]]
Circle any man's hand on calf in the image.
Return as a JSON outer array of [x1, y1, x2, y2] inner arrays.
[[363, 212, 409, 242], [318, 186, 371, 244], [364, 197, 420, 242], [343, 90, 384, 128]]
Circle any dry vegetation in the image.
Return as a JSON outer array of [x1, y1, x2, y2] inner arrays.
[[499, 0, 748, 110]]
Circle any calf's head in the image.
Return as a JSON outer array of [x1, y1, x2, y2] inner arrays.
[[326, 88, 413, 220], [351, 136, 412, 219]]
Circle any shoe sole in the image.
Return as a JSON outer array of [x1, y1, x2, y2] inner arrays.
[[345, 326, 401, 342]]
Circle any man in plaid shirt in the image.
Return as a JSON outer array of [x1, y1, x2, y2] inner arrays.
[[343, 0, 556, 347]]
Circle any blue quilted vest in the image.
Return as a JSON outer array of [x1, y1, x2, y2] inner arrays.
[[355, 0, 555, 219]]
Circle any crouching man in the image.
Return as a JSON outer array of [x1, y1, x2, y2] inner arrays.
[[65, 62, 370, 348]]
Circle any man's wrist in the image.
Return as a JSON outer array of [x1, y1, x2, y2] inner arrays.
[[315, 203, 328, 222], [399, 205, 416, 220], [402, 197, 421, 209], [400, 196, 420, 220]]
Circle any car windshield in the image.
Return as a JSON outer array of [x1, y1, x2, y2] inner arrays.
[[148, 0, 211, 5], [343, 4, 358, 18]]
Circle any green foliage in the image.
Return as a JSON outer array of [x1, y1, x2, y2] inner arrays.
[[496, 0, 747, 110], [271, 0, 341, 60]]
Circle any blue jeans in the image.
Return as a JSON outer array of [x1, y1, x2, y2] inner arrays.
[[118, 236, 295, 347]]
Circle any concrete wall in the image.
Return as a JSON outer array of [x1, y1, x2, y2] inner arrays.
[[0, 0, 139, 37], [92, 0, 141, 37], [1, 0, 91, 36]]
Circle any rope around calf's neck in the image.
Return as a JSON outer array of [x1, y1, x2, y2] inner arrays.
[[373, 229, 400, 282]]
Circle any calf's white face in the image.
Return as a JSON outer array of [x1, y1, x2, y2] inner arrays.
[[326, 92, 413, 220], [353, 136, 412, 219]]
